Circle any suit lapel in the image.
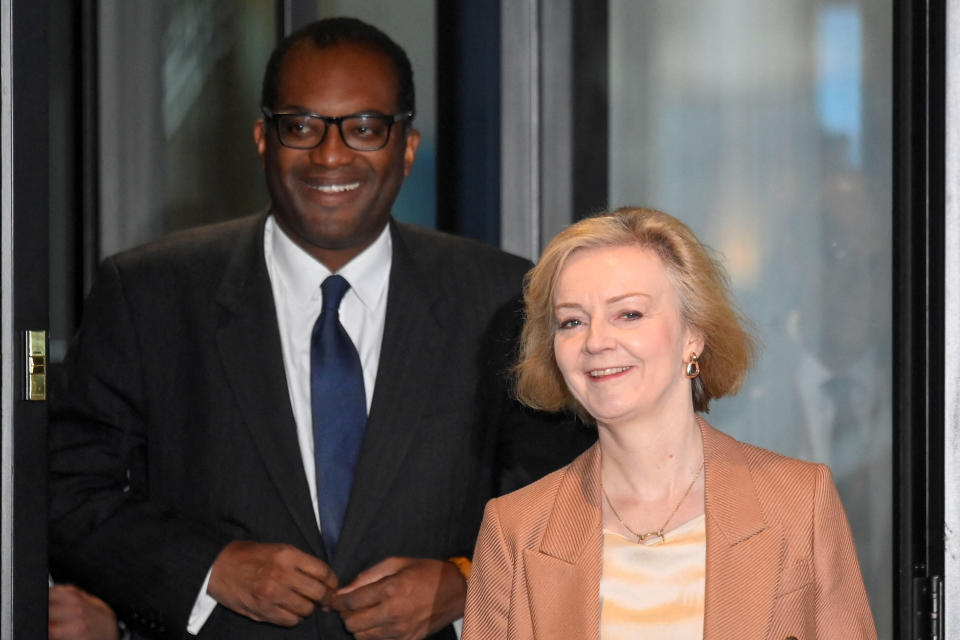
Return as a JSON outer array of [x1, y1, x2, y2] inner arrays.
[[214, 215, 325, 557], [333, 223, 446, 567], [700, 420, 784, 640], [525, 446, 603, 640]]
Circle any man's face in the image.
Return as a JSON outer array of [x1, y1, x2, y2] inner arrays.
[[254, 42, 420, 270]]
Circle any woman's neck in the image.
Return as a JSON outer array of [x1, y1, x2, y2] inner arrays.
[[597, 408, 703, 500]]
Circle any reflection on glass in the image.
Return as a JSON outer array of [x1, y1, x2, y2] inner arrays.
[[97, 0, 274, 257], [609, 1, 892, 636], [162, 0, 275, 232]]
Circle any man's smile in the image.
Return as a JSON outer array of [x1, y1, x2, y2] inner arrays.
[[305, 181, 361, 194]]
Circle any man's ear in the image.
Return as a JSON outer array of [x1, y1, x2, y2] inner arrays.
[[402, 128, 421, 177], [253, 119, 266, 162]]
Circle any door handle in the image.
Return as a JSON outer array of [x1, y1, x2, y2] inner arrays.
[[24, 330, 46, 401]]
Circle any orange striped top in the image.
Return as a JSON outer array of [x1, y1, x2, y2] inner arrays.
[[600, 514, 706, 639]]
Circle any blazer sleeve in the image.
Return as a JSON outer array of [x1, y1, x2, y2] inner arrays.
[[462, 500, 513, 640], [812, 464, 878, 639], [48, 257, 229, 638]]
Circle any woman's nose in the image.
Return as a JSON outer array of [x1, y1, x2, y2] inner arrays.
[[584, 320, 615, 352]]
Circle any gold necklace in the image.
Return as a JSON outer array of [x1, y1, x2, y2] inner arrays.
[[602, 458, 704, 545]]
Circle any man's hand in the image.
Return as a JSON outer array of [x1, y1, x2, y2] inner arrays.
[[49, 584, 119, 640], [337, 557, 467, 640], [208, 541, 340, 626]]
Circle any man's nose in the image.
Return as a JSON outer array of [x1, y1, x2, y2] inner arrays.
[[309, 123, 353, 166]]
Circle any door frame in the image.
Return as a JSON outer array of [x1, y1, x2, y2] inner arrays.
[[942, 0, 959, 635], [893, 0, 947, 636], [1, 0, 51, 637]]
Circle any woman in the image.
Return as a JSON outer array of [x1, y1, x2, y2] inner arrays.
[[462, 207, 876, 639]]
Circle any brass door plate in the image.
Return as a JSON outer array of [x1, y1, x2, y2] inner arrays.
[[24, 330, 46, 401]]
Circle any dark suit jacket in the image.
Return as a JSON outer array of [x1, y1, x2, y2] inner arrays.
[[49, 214, 588, 639]]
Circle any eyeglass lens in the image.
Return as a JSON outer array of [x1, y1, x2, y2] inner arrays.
[[276, 114, 394, 151]]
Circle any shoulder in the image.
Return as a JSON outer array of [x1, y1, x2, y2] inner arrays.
[[740, 443, 841, 541], [109, 214, 262, 270], [79, 215, 264, 318], [99, 214, 262, 291], [706, 422, 824, 486], [490, 464, 565, 519], [484, 444, 597, 545], [737, 438, 829, 500], [705, 423, 836, 531], [390, 222, 532, 315], [392, 222, 532, 280]]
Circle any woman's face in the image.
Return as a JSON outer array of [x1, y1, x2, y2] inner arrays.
[[552, 245, 702, 426]]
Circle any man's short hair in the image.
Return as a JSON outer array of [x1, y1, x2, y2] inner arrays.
[[261, 17, 415, 117]]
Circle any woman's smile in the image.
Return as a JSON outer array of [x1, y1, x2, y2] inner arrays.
[[587, 365, 633, 379]]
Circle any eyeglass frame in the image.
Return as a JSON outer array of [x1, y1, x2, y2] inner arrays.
[[261, 107, 415, 152]]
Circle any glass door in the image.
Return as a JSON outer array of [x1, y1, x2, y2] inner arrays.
[[606, 3, 893, 634], [499, 1, 911, 636]]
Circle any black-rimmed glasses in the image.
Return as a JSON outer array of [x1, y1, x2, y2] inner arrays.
[[262, 107, 414, 151]]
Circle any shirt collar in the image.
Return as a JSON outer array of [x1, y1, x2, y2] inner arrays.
[[266, 215, 392, 310]]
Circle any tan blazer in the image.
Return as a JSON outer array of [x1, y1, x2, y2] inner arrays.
[[462, 419, 877, 640]]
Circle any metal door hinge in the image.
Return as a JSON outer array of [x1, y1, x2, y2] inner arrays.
[[914, 574, 943, 640], [24, 330, 46, 401]]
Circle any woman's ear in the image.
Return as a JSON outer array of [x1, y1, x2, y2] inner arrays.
[[686, 328, 705, 358]]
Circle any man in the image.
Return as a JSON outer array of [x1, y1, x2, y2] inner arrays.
[[49, 17, 591, 640]]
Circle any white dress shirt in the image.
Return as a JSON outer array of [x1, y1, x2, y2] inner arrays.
[[188, 214, 392, 633]]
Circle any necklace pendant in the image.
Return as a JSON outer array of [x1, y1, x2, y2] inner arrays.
[[637, 529, 665, 546]]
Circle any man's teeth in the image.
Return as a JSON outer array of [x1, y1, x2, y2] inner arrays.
[[310, 182, 360, 193], [589, 366, 630, 377]]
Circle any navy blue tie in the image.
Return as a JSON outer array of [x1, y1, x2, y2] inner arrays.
[[311, 275, 366, 558]]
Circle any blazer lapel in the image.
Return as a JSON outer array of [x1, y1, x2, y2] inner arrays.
[[524, 445, 603, 640], [522, 423, 783, 640], [333, 223, 446, 567], [214, 215, 325, 557], [700, 420, 784, 640]]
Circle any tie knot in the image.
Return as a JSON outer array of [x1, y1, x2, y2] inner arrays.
[[321, 275, 351, 311]]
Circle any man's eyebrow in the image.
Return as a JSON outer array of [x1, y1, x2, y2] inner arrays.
[[273, 104, 313, 113], [273, 106, 392, 117]]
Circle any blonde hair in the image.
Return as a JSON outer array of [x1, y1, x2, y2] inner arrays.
[[515, 206, 756, 419]]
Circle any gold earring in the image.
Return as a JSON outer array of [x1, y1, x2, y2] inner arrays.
[[684, 353, 700, 379]]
